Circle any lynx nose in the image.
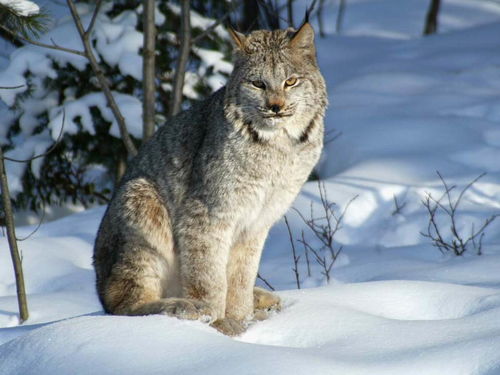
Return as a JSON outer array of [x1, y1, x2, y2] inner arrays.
[[267, 97, 285, 114], [270, 104, 282, 113]]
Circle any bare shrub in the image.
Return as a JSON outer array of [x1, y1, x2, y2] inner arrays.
[[285, 180, 356, 286], [421, 172, 498, 256]]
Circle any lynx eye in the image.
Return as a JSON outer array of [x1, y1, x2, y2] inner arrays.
[[284, 77, 298, 87], [251, 80, 266, 89]]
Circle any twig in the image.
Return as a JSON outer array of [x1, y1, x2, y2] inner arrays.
[[301, 230, 311, 277], [284, 215, 301, 289], [257, 272, 275, 291], [86, 0, 103, 34], [3, 112, 66, 244], [66, 0, 137, 157], [392, 194, 407, 216], [324, 128, 342, 145], [16, 207, 46, 242], [3, 111, 66, 163], [299, 233, 335, 282], [191, 7, 236, 45], [0, 85, 25, 90], [256, 0, 286, 28], [0, 24, 86, 56]]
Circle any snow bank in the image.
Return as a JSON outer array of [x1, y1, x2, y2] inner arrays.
[[2, 281, 500, 375]]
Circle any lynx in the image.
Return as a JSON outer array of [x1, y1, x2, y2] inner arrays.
[[93, 21, 327, 336]]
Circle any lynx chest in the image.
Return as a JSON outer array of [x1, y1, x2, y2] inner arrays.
[[236, 140, 321, 234]]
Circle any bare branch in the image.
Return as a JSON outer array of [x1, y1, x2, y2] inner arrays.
[[452, 172, 485, 212], [426, 190, 453, 217], [257, 272, 275, 291], [0, 85, 25, 90], [256, 0, 288, 28], [284, 215, 301, 289], [16, 207, 46, 242], [463, 214, 498, 252], [392, 194, 407, 216], [436, 171, 456, 214], [192, 8, 235, 45], [66, 0, 137, 156], [301, 230, 311, 277], [86, 0, 103, 35], [324, 128, 342, 145]]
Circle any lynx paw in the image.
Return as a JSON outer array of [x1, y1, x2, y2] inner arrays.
[[253, 287, 281, 321], [133, 298, 214, 322], [164, 298, 215, 322], [254, 287, 281, 311], [211, 318, 247, 337]]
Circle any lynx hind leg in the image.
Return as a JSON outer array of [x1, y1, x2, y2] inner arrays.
[[100, 178, 213, 321], [103, 252, 212, 320], [253, 287, 281, 321]]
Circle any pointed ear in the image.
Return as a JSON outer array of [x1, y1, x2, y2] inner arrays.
[[289, 22, 315, 51], [228, 27, 247, 51]]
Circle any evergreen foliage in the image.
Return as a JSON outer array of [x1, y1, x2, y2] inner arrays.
[[0, 0, 233, 212]]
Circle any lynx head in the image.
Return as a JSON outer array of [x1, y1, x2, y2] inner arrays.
[[225, 22, 327, 142]]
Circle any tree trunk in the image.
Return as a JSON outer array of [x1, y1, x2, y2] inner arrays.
[[423, 0, 440, 35], [169, 0, 191, 117], [142, 0, 156, 141], [0, 149, 29, 323]]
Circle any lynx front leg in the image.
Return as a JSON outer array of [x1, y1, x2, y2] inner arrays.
[[225, 231, 268, 322], [176, 208, 234, 321]]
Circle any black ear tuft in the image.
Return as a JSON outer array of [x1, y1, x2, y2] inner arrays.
[[304, 7, 310, 24], [305, 0, 319, 24]]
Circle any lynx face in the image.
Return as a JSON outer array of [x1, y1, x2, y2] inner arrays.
[[226, 24, 327, 140], [240, 61, 308, 130]]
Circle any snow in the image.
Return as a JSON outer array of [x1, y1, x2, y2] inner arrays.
[[95, 10, 144, 80], [47, 91, 143, 139], [0, 0, 39, 17], [167, 3, 229, 40], [2, 1, 500, 374]]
